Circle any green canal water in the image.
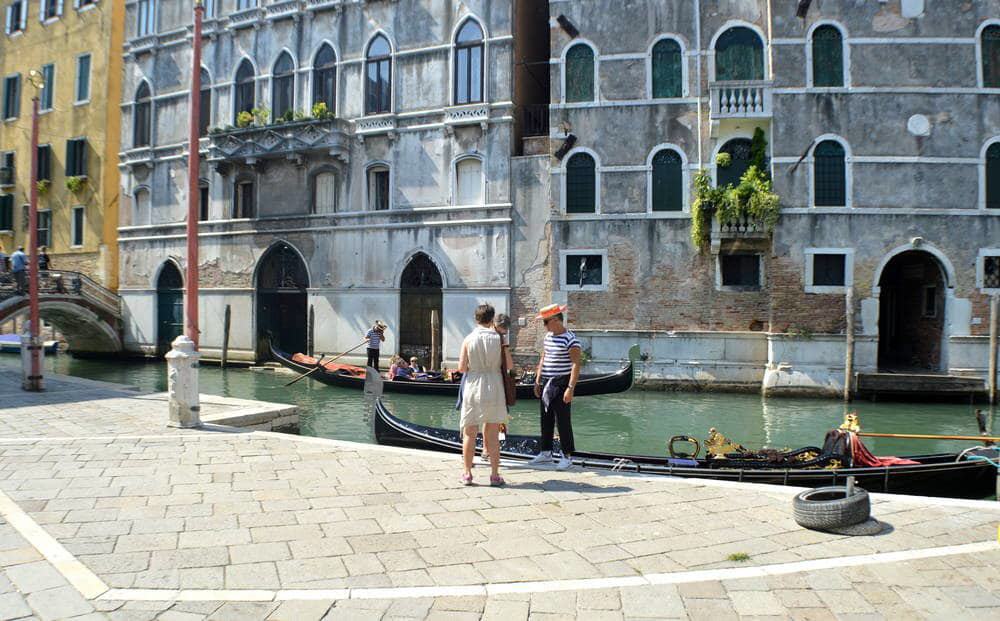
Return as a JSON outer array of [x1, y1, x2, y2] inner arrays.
[[9, 355, 996, 459]]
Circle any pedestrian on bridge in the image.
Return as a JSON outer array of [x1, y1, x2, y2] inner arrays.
[[10, 247, 27, 295], [0, 243, 7, 273]]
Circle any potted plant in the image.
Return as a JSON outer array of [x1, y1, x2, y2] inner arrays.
[[36, 179, 50, 195], [236, 111, 254, 128], [65, 176, 87, 194]]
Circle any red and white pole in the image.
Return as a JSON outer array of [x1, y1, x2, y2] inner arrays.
[[185, 0, 204, 347], [25, 95, 42, 391]]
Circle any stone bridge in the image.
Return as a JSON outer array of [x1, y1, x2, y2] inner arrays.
[[0, 271, 123, 354]]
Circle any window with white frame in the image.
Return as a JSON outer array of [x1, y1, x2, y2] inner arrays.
[[811, 24, 844, 87], [3, 74, 19, 119], [71, 205, 84, 246], [76, 0, 96, 8], [454, 157, 482, 205], [39, 63, 54, 111], [312, 171, 337, 214], [271, 52, 294, 121], [650, 38, 682, 98], [367, 165, 390, 211], [977, 251, 1000, 292], [75, 53, 91, 103], [365, 35, 392, 115], [136, 0, 154, 36], [5, 0, 27, 34], [560, 250, 608, 291], [454, 19, 484, 105], [40, 0, 61, 21], [564, 43, 595, 103], [813, 139, 847, 207], [236, 0, 257, 9], [982, 24, 1000, 88], [804, 249, 853, 294], [37, 209, 51, 247], [233, 178, 255, 219], [718, 253, 762, 291]]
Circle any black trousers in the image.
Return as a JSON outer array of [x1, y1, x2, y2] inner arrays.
[[539, 378, 575, 456], [13, 271, 26, 295], [366, 348, 380, 371]]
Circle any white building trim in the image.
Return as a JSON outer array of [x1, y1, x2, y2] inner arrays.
[[809, 134, 853, 209], [804, 248, 854, 294], [559, 249, 609, 292], [805, 20, 851, 88], [559, 146, 602, 215], [645, 34, 690, 99], [560, 38, 600, 104], [645, 143, 690, 214], [707, 20, 769, 82]]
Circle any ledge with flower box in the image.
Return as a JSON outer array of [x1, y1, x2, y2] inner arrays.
[[207, 109, 351, 170]]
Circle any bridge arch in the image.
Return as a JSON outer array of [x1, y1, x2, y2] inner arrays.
[[1, 299, 122, 354]]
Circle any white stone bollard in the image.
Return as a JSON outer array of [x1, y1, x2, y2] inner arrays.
[[165, 335, 201, 428], [20, 321, 44, 392]]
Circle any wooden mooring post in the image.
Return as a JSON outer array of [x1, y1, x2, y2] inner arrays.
[[844, 288, 855, 403], [220, 305, 231, 368], [430, 309, 441, 371], [990, 293, 998, 406], [308, 305, 315, 357]]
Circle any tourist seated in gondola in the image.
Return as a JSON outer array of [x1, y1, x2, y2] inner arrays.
[[389, 356, 415, 381]]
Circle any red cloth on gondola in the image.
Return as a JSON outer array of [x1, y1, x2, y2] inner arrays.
[[849, 432, 919, 467], [290, 353, 365, 377]]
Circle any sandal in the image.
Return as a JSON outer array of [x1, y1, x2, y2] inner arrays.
[[460, 473, 474, 486], [490, 475, 505, 487]]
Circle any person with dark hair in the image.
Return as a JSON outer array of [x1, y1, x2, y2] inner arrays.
[[37, 246, 50, 271], [529, 304, 582, 470], [10, 246, 27, 295], [458, 303, 506, 486], [363, 320, 387, 370]]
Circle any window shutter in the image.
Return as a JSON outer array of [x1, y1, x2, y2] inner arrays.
[[39, 0, 44, 22], [456, 159, 482, 205], [79, 140, 87, 176], [0, 195, 13, 230], [812, 26, 844, 87], [18, 1, 26, 30], [651, 149, 683, 211], [66, 140, 75, 176], [987, 143, 1000, 209], [813, 140, 846, 206], [565, 153, 596, 213], [565, 45, 595, 103], [652, 40, 682, 98], [56, 0, 62, 16], [6, 6, 12, 34], [13, 76, 20, 118]]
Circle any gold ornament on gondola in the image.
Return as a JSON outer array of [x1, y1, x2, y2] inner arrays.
[[705, 427, 748, 458], [840, 413, 861, 433]]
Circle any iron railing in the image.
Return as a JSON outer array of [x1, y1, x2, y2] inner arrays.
[[0, 270, 121, 318]]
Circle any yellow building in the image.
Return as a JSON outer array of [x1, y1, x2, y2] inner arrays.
[[0, 0, 123, 290]]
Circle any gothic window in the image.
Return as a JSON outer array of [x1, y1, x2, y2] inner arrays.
[[272, 52, 295, 120], [814, 140, 846, 207], [312, 44, 337, 113], [365, 35, 392, 115], [133, 82, 152, 148], [715, 27, 764, 81], [454, 19, 485, 105], [566, 152, 596, 213], [982, 25, 1000, 88], [234, 59, 255, 122], [651, 149, 683, 211], [400, 253, 443, 289], [812, 25, 844, 87], [257, 243, 309, 291], [136, 0, 154, 36], [987, 142, 1000, 209], [455, 157, 483, 205], [564, 44, 595, 103], [651, 38, 682, 98], [199, 69, 211, 136], [716, 138, 752, 188]]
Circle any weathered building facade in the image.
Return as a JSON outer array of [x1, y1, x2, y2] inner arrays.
[[518, 0, 1000, 395], [117, 0, 538, 362]]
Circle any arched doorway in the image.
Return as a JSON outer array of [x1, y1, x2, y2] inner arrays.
[[399, 253, 443, 366], [256, 242, 309, 359], [877, 250, 946, 371], [717, 138, 753, 187], [156, 262, 184, 356]]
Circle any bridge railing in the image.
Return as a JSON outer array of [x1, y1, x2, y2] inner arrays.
[[0, 270, 121, 318]]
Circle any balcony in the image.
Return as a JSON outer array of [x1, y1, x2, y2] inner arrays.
[[266, 0, 300, 21], [207, 118, 351, 167], [125, 34, 158, 57], [354, 115, 397, 141], [709, 213, 771, 255], [709, 80, 772, 119], [444, 104, 490, 131], [229, 6, 264, 29], [304, 0, 344, 11]]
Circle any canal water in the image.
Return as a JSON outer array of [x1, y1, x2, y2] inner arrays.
[[7, 355, 994, 459]]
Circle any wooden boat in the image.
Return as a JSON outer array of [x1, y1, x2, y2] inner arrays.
[[373, 399, 999, 499], [0, 334, 58, 355], [270, 342, 636, 399]]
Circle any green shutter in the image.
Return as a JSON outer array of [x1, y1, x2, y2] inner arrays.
[[651, 39, 682, 98], [651, 149, 683, 211], [715, 28, 764, 81], [0, 195, 12, 230], [987, 143, 1000, 209], [814, 140, 846, 206], [812, 26, 844, 87], [983, 25, 1000, 88], [565, 45, 595, 103], [566, 153, 596, 213]]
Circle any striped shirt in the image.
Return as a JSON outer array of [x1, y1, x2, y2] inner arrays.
[[365, 329, 383, 349], [541, 330, 581, 379]]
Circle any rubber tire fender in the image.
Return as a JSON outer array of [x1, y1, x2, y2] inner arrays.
[[792, 486, 870, 531]]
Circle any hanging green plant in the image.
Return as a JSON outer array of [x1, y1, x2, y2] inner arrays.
[[690, 166, 780, 249], [36, 179, 50, 195], [65, 176, 87, 194], [715, 152, 732, 168]]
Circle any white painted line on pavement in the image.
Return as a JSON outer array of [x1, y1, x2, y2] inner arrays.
[[0, 488, 109, 599]]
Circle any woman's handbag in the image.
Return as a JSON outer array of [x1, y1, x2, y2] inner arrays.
[[496, 329, 517, 407]]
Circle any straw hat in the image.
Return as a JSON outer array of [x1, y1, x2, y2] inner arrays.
[[536, 304, 568, 320], [373, 320, 387, 330]]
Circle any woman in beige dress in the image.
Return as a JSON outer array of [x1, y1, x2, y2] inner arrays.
[[458, 304, 508, 486]]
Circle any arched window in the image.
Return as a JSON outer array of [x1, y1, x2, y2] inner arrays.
[[715, 27, 764, 81], [367, 164, 390, 210], [716, 138, 752, 188], [312, 44, 337, 114], [234, 177, 255, 219], [455, 157, 483, 205], [987, 142, 1000, 209], [814, 140, 846, 207], [565, 152, 596, 213], [812, 25, 844, 87], [313, 171, 337, 214], [133, 82, 152, 148], [651, 149, 683, 211], [454, 19, 484, 105], [983, 25, 1000, 88], [133, 187, 150, 224], [564, 44, 595, 103], [651, 38, 682, 98], [272, 52, 295, 120], [365, 35, 392, 115], [234, 59, 255, 122], [198, 69, 211, 136]]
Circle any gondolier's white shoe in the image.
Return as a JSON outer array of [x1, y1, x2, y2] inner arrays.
[[556, 456, 573, 471], [528, 451, 553, 465]]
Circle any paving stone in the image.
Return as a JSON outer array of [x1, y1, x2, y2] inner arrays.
[[229, 542, 291, 565], [206, 602, 279, 621], [684, 598, 738, 621], [774, 588, 824, 608], [266, 600, 334, 621], [620, 585, 686, 618], [0, 591, 32, 619], [114, 534, 178, 554], [678, 581, 726, 599], [5, 560, 67, 593], [25, 585, 94, 621], [728, 590, 786, 616]]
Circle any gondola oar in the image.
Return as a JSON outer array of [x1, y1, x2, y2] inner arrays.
[[857, 432, 999, 443], [283, 341, 368, 387]]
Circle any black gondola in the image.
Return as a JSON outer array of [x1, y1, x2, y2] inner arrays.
[[373, 399, 999, 499], [270, 342, 636, 399]]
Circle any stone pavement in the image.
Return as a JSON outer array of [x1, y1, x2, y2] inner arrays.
[[0, 369, 999, 620]]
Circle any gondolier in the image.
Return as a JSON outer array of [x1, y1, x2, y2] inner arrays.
[[530, 304, 582, 470], [364, 321, 387, 371]]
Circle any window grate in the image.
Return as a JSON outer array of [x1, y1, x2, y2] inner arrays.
[[812, 25, 844, 87], [812, 254, 846, 287], [721, 254, 761, 289], [985, 257, 1000, 289], [565, 153, 596, 213], [987, 143, 1000, 210], [565, 44, 594, 103], [651, 149, 683, 211], [651, 39, 682, 98], [814, 140, 846, 206], [983, 25, 1000, 88]]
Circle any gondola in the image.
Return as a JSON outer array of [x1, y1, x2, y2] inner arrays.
[[270, 342, 636, 399], [373, 399, 999, 499]]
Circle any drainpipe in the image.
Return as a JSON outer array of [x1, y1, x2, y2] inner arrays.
[[695, 0, 703, 169], [989, 293, 998, 405], [844, 288, 855, 402]]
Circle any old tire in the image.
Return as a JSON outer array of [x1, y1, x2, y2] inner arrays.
[[793, 486, 870, 531]]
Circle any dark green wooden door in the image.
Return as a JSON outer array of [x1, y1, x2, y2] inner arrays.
[[156, 262, 184, 356]]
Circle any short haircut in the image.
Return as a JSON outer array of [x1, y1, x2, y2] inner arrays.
[[547, 313, 564, 323], [495, 313, 511, 329], [474, 303, 495, 324]]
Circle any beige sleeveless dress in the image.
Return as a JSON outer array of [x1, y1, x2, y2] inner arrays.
[[459, 327, 507, 429]]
